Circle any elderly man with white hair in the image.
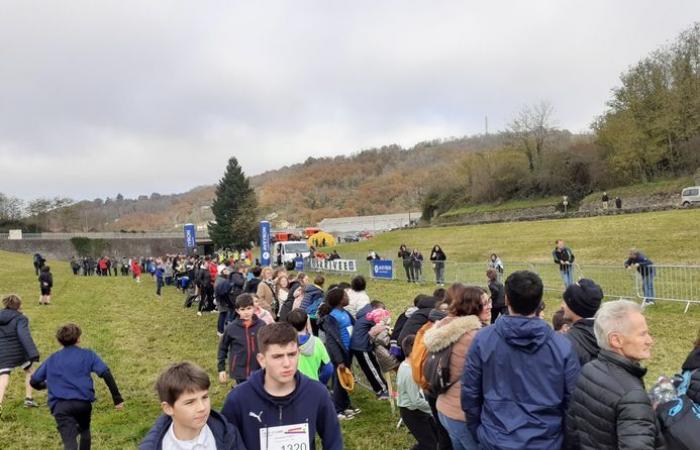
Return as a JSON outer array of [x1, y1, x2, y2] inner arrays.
[[565, 300, 664, 450]]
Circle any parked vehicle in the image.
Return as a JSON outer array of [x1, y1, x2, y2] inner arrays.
[[681, 186, 700, 207]]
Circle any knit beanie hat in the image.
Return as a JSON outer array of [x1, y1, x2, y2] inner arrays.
[[563, 279, 604, 318]]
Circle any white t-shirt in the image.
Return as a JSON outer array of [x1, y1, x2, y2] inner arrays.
[[161, 422, 217, 450]]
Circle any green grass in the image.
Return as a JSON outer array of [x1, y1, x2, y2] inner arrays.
[[2, 205, 700, 449], [335, 208, 700, 265], [440, 196, 559, 217], [580, 177, 695, 205]]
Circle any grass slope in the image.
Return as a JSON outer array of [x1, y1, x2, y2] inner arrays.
[[335, 209, 700, 265], [0, 237, 698, 448]]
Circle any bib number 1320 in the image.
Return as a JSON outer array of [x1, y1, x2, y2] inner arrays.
[[259, 423, 310, 450]]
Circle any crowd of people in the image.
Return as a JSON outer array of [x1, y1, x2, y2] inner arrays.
[[0, 241, 693, 450]]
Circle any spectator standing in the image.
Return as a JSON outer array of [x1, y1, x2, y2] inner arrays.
[[625, 249, 656, 305], [486, 269, 506, 324], [561, 279, 603, 366], [552, 239, 575, 288], [602, 191, 610, 210], [345, 275, 370, 318], [424, 284, 488, 450], [430, 245, 447, 286], [399, 244, 414, 282], [398, 334, 438, 450], [461, 271, 580, 449], [487, 254, 504, 282], [615, 196, 623, 209], [566, 300, 664, 449]]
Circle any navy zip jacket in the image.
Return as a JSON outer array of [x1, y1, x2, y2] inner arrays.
[[350, 303, 375, 352], [221, 369, 343, 450], [139, 410, 247, 450], [300, 284, 324, 318], [217, 316, 265, 380], [0, 309, 39, 370], [461, 315, 580, 450]]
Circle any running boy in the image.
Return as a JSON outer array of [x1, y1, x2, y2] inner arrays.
[[218, 293, 266, 385], [30, 323, 124, 450], [139, 362, 246, 450], [0, 294, 40, 413], [286, 308, 333, 384], [221, 322, 343, 450]]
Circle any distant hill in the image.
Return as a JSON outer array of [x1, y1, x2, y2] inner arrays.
[[38, 134, 511, 231]]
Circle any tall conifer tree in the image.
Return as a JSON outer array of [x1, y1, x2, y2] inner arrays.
[[208, 157, 258, 249]]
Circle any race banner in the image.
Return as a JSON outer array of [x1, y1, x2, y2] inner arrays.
[[260, 221, 271, 266]]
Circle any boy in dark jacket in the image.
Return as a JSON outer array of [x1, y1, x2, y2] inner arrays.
[[350, 301, 389, 398], [318, 288, 360, 420], [221, 322, 343, 450], [561, 278, 603, 366], [300, 275, 325, 334], [38, 265, 53, 305], [0, 294, 40, 412], [218, 294, 266, 385], [30, 323, 124, 450], [140, 362, 246, 450], [461, 271, 580, 449]]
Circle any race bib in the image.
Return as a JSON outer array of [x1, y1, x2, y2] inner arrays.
[[259, 423, 310, 450]]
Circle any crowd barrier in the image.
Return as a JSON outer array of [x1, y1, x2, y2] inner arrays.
[[305, 254, 700, 313]]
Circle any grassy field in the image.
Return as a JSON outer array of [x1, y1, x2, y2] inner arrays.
[[439, 196, 559, 217], [335, 208, 700, 265], [1, 206, 700, 448]]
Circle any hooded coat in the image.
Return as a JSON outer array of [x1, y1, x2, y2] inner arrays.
[[423, 315, 482, 421], [300, 284, 324, 318], [398, 296, 438, 345], [217, 316, 265, 380], [566, 349, 665, 450], [461, 315, 580, 450], [564, 318, 599, 366], [0, 309, 39, 369], [220, 370, 343, 450], [139, 410, 247, 450], [349, 303, 375, 352], [278, 280, 300, 322]]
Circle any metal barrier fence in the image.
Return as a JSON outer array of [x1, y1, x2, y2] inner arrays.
[[0, 231, 210, 240], [306, 253, 700, 313]]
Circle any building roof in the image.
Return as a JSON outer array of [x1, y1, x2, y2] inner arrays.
[[318, 212, 421, 233]]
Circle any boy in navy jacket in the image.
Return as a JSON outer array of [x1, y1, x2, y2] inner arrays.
[[218, 294, 266, 385], [221, 322, 343, 450], [30, 323, 124, 450], [140, 362, 246, 450]]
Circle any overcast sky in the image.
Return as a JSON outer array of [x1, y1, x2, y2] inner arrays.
[[1, 1, 698, 201]]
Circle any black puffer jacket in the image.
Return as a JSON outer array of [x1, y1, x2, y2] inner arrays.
[[566, 349, 665, 450], [565, 319, 599, 366], [656, 348, 700, 450], [398, 295, 438, 345], [0, 309, 40, 369]]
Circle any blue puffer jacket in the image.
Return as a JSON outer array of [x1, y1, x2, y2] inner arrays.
[[139, 410, 246, 450], [0, 309, 39, 369], [350, 304, 375, 352], [300, 284, 324, 318], [461, 315, 580, 450]]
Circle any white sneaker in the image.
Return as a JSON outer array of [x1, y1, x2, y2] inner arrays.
[[337, 413, 354, 421], [197, 311, 202, 316], [217, 332, 224, 338]]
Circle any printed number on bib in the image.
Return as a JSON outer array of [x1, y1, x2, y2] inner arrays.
[[259, 422, 309, 450]]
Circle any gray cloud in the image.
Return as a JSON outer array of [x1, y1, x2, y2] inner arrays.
[[1, 0, 698, 201]]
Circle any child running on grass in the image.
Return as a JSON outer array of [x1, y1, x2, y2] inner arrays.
[[30, 323, 124, 450], [0, 294, 40, 415]]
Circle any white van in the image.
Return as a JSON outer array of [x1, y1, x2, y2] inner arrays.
[[681, 186, 700, 207], [273, 241, 310, 267]]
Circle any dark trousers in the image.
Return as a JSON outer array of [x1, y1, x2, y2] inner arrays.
[[156, 278, 163, 296], [217, 310, 233, 334], [424, 391, 453, 450], [400, 407, 439, 450], [352, 350, 388, 394], [404, 262, 414, 282], [332, 369, 351, 413], [53, 399, 92, 450], [491, 306, 507, 324]]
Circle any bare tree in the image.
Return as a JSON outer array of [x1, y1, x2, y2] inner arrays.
[[0, 193, 24, 221], [507, 101, 557, 172]]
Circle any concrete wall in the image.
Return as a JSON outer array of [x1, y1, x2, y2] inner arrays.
[[0, 237, 186, 260]]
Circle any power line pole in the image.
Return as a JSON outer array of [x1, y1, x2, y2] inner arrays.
[[485, 114, 489, 135]]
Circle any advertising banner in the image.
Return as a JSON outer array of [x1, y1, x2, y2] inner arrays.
[[260, 221, 271, 266]]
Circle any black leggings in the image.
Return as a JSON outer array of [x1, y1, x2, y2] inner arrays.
[[352, 350, 388, 394]]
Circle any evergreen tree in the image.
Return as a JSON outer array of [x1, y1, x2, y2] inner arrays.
[[208, 157, 258, 249]]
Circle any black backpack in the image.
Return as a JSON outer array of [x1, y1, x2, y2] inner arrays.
[[423, 343, 455, 395]]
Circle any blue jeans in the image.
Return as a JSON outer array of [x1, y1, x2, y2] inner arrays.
[[559, 266, 574, 288], [642, 275, 655, 302], [438, 412, 479, 450]]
